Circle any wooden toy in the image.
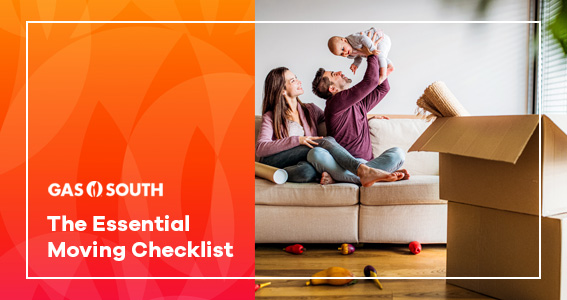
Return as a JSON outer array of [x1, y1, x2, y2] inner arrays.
[[409, 241, 422, 254], [305, 267, 356, 286], [364, 265, 383, 289], [338, 243, 355, 255]]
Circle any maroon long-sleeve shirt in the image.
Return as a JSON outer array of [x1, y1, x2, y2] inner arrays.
[[324, 55, 390, 161]]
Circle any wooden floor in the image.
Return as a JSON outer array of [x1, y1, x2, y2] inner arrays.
[[255, 244, 495, 299]]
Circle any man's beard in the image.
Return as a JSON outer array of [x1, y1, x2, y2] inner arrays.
[[340, 78, 352, 89]]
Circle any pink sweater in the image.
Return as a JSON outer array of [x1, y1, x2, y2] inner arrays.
[[255, 103, 324, 158]]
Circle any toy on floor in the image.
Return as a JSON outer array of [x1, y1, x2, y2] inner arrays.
[[283, 244, 305, 254], [409, 241, 422, 254], [363, 265, 384, 290], [305, 267, 356, 286], [338, 243, 355, 255], [255, 282, 271, 292]]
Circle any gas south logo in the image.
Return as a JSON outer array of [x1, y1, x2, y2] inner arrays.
[[48, 182, 163, 197], [86, 181, 103, 197]]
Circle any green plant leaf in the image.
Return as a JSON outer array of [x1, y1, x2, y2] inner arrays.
[[550, 2, 567, 55]]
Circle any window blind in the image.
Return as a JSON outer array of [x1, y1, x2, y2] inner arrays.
[[540, 0, 567, 114]]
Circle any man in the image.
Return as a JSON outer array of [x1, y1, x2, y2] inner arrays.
[[311, 44, 409, 185]]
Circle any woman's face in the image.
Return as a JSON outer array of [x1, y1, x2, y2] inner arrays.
[[283, 70, 304, 98]]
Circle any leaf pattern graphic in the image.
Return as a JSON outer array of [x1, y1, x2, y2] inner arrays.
[[1, 2, 255, 298]]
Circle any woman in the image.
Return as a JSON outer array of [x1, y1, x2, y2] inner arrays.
[[255, 67, 404, 186]]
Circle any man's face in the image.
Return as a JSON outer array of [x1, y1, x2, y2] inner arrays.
[[323, 70, 352, 93]]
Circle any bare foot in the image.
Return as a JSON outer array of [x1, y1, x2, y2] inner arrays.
[[320, 172, 336, 185], [395, 169, 410, 180], [392, 171, 405, 181], [386, 64, 395, 76], [357, 165, 399, 187]]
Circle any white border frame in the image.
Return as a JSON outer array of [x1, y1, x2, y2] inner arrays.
[[26, 20, 542, 280]]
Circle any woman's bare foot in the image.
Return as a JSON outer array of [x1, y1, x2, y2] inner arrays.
[[320, 172, 336, 185], [395, 169, 410, 180], [357, 164, 399, 187]]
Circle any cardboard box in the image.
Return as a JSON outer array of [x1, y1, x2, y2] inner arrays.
[[446, 202, 539, 278], [410, 115, 539, 215], [410, 115, 567, 298], [410, 115, 567, 217], [543, 115, 567, 216], [448, 212, 567, 300]]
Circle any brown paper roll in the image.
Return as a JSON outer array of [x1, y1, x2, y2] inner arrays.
[[416, 81, 470, 120], [255, 162, 288, 184]]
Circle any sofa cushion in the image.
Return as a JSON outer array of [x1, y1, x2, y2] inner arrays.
[[360, 175, 444, 205], [255, 205, 359, 243], [369, 118, 439, 175], [255, 178, 359, 206], [359, 204, 447, 243]]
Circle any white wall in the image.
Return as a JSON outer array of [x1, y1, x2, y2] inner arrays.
[[256, 0, 531, 22], [255, 1, 533, 116]]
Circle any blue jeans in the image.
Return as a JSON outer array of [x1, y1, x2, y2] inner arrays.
[[259, 137, 367, 183], [259, 145, 317, 183], [307, 146, 405, 184]]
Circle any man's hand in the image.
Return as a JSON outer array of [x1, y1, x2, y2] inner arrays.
[[360, 46, 381, 57], [358, 30, 383, 56], [367, 115, 390, 121], [350, 64, 358, 74], [299, 136, 323, 148], [365, 30, 383, 44]]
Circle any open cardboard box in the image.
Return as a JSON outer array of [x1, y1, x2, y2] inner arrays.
[[543, 115, 567, 216], [410, 115, 567, 299], [411, 115, 567, 216]]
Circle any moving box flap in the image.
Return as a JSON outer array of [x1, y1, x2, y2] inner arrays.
[[409, 115, 539, 164], [542, 114, 567, 216], [544, 114, 567, 136]]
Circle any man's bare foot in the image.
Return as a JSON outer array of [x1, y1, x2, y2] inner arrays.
[[395, 169, 410, 180], [320, 172, 336, 185], [386, 64, 394, 76], [357, 164, 399, 187]]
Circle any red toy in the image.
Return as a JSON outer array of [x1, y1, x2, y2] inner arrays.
[[409, 241, 422, 254], [255, 282, 271, 292], [283, 244, 305, 254]]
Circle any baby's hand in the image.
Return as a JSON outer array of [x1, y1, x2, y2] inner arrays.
[[372, 49, 381, 56], [350, 64, 358, 74]]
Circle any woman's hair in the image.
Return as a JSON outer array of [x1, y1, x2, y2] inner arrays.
[[262, 67, 315, 139]]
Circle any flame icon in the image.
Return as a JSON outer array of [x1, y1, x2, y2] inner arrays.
[[86, 181, 103, 197]]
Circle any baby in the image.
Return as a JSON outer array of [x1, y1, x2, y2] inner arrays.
[[328, 27, 393, 84]]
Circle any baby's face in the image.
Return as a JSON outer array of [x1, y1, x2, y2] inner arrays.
[[331, 38, 353, 57]]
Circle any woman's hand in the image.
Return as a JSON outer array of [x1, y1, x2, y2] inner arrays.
[[299, 136, 323, 148]]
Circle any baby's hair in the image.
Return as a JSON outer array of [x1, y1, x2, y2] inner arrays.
[[327, 36, 343, 53]]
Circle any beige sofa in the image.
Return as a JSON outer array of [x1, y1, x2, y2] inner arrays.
[[255, 116, 447, 244]]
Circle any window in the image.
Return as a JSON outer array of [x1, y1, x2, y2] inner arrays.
[[540, 0, 567, 114]]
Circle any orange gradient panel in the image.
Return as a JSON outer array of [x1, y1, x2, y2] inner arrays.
[[2, 17, 253, 300], [27, 22, 254, 278], [3, 2, 256, 299]]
